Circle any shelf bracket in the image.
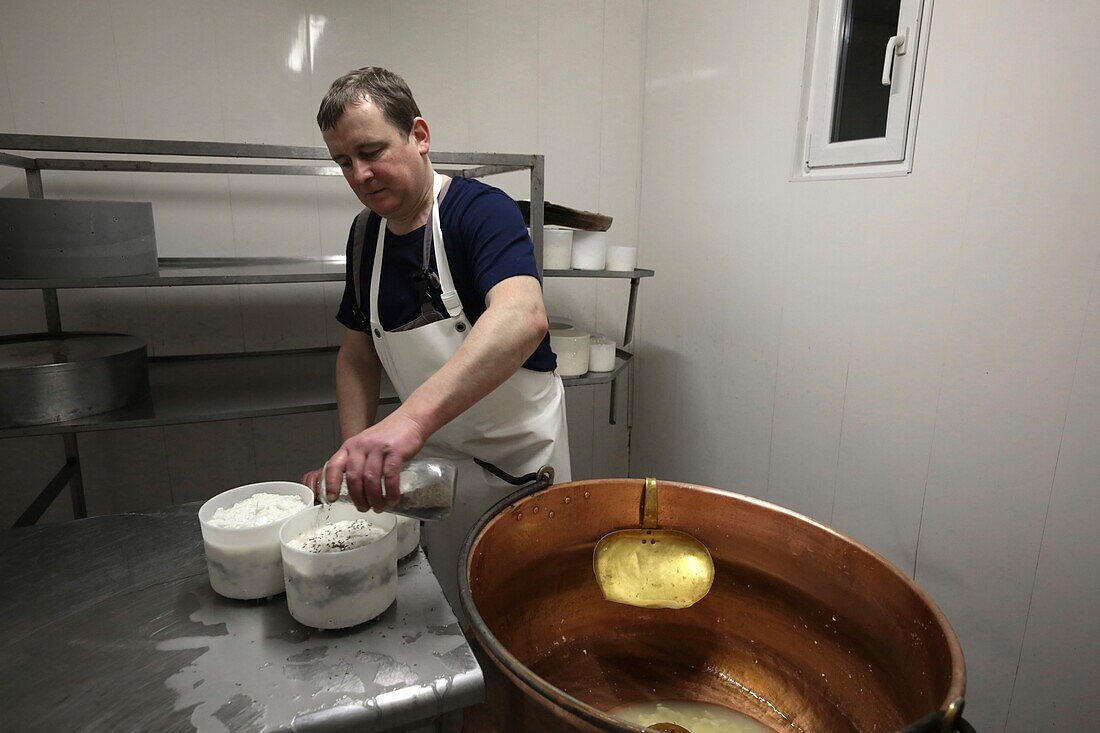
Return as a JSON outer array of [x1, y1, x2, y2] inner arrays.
[[13, 458, 78, 527], [623, 276, 641, 347]]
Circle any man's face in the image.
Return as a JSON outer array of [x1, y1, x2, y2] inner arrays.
[[322, 100, 430, 222]]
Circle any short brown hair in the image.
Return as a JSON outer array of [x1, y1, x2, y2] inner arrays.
[[317, 66, 422, 133]]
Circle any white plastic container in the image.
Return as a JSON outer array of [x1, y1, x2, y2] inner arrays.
[[542, 227, 574, 270], [547, 315, 574, 332], [280, 503, 397, 629], [551, 327, 590, 377], [589, 335, 617, 372], [605, 245, 637, 272], [570, 231, 608, 271], [198, 481, 314, 600], [394, 515, 420, 559]]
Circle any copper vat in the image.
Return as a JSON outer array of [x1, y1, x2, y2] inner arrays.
[[459, 479, 969, 732]]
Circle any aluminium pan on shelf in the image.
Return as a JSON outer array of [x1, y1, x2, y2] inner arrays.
[[0, 199, 158, 279], [0, 332, 150, 427]]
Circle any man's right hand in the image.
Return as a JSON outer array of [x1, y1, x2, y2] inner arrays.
[[324, 410, 428, 513]]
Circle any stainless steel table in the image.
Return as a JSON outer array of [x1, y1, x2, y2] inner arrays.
[[0, 503, 483, 732]]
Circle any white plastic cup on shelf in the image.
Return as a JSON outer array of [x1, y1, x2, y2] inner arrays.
[[550, 327, 590, 377], [605, 245, 637, 272], [571, 231, 608, 271], [588, 335, 617, 372], [547, 315, 574, 332], [541, 227, 574, 270]]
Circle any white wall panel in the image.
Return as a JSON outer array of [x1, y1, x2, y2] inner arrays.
[[0, 435, 71, 526], [389, 1, 471, 154], [829, 205, 961, 573], [107, 0, 224, 140], [532, 0, 605, 482], [130, 173, 234, 258], [238, 282, 329, 352], [590, 0, 644, 478], [29, 170, 135, 206], [0, 291, 47, 334], [598, 0, 643, 251], [637, 3, 1100, 732], [537, 0, 602, 207], [306, 0, 395, 100], [146, 286, 245, 356], [322, 280, 349, 347], [250, 412, 338, 482], [765, 192, 860, 521], [78, 428, 172, 515], [1005, 254, 1100, 731], [466, 0, 539, 157], [564, 384, 595, 480], [164, 420, 257, 504], [634, 0, 714, 488], [912, 3, 1100, 728], [212, 0, 317, 146], [315, 177, 362, 258], [0, 33, 14, 131], [227, 176, 324, 258], [0, 170, 23, 198], [0, 0, 125, 135], [59, 289, 155, 348]]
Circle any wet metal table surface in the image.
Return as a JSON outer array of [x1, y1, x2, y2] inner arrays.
[[0, 504, 483, 732]]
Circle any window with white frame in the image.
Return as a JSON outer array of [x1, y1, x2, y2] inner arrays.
[[794, 0, 933, 179]]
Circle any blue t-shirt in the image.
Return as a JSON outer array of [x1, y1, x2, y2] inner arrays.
[[336, 176, 556, 372]]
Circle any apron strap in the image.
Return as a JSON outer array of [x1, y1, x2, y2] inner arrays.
[[422, 176, 453, 270], [351, 207, 371, 330], [370, 172, 463, 331], [473, 457, 542, 486], [427, 173, 463, 319]]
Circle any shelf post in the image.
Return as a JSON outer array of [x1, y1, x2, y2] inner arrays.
[[64, 435, 87, 519], [12, 459, 78, 527], [623, 276, 640, 348], [530, 156, 545, 273], [23, 160, 89, 521], [26, 167, 44, 198]]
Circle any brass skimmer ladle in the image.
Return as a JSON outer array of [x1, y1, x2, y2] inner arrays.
[[592, 478, 714, 609]]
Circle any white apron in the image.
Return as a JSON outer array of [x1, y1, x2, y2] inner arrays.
[[358, 173, 571, 615]]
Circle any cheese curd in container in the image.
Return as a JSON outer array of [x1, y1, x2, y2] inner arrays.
[[198, 481, 314, 600], [279, 502, 397, 629]]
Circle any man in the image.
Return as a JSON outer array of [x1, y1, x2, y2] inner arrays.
[[302, 67, 570, 610]]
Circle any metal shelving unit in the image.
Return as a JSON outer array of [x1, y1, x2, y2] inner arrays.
[[0, 134, 650, 525], [0, 348, 634, 441]]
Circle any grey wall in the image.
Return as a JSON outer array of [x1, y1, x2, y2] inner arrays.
[[634, 1, 1099, 731]]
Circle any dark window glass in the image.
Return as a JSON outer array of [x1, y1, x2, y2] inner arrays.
[[831, 0, 901, 142]]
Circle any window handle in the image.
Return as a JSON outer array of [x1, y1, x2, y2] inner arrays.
[[881, 29, 908, 86]]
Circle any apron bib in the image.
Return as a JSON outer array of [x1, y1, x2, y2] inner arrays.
[[354, 172, 571, 615]]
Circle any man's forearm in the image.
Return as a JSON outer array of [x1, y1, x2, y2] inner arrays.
[[336, 344, 382, 440]]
